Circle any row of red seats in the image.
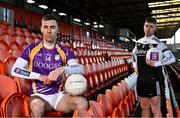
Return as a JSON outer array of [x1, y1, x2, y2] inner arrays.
[[77, 55, 106, 65], [72, 78, 137, 117], [0, 20, 42, 39], [83, 62, 129, 97], [0, 34, 42, 51]]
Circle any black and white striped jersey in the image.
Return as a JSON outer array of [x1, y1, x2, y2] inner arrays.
[[132, 35, 176, 82]]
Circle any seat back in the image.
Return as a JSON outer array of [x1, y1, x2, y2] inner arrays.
[[10, 41, 22, 51], [112, 100, 124, 117], [0, 75, 19, 102], [0, 60, 5, 74], [1, 92, 30, 117], [97, 94, 113, 117], [0, 50, 11, 61], [0, 108, 3, 117], [0, 41, 10, 51], [4, 56, 17, 76], [112, 85, 123, 103], [73, 109, 92, 117], [88, 100, 105, 117], [105, 89, 118, 109], [10, 49, 22, 58]]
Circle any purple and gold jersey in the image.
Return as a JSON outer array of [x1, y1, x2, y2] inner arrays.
[[21, 41, 75, 95]]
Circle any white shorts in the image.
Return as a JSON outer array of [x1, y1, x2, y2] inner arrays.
[[31, 91, 64, 110]]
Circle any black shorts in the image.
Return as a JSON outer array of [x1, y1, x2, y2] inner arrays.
[[137, 79, 161, 98]]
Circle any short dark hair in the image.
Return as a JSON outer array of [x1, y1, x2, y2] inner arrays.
[[145, 17, 157, 24], [42, 14, 57, 21]]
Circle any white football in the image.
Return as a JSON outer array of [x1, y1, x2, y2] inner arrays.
[[146, 48, 163, 62], [64, 74, 87, 96]]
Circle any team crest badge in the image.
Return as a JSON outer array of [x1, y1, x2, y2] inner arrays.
[[55, 55, 60, 60]]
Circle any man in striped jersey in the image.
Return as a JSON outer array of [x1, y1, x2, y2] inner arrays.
[[132, 17, 175, 117]]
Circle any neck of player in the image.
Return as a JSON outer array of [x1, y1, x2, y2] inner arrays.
[[43, 40, 56, 49]]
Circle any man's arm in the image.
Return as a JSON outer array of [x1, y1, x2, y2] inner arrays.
[[154, 43, 176, 67], [11, 57, 41, 80], [132, 45, 138, 74]]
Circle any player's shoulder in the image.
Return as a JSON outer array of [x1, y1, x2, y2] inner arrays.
[[24, 41, 42, 51], [56, 42, 72, 53], [137, 37, 144, 42], [136, 37, 146, 44], [151, 36, 161, 43], [56, 42, 66, 50], [137, 35, 161, 44]]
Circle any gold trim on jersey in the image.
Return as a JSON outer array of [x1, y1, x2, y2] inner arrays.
[[56, 44, 66, 66], [29, 43, 43, 94]]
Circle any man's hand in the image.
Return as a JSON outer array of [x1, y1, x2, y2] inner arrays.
[[48, 67, 65, 81], [38, 75, 53, 84], [146, 59, 155, 67]]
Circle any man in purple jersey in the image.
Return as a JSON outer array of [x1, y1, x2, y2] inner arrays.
[[11, 14, 88, 117]]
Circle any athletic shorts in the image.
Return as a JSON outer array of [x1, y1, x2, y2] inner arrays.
[[31, 91, 64, 110], [137, 79, 161, 98]]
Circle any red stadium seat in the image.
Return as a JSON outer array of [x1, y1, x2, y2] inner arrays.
[[127, 91, 133, 115], [122, 95, 130, 117], [112, 85, 123, 103], [1, 93, 30, 117], [4, 56, 17, 76], [72, 109, 92, 117], [15, 28, 24, 36], [45, 111, 63, 117], [0, 24, 8, 30], [10, 49, 22, 58], [117, 82, 128, 97], [1, 34, 12, 45], [9, 41, 22, 51], [7, 28, 16, 36], [97, 94, 113, 117], [105, 89, 118, 109], [22, 28, 29, 33], [0, 28, 6, 36], [0, 108, 3, 117], [0, 40, 10, 51], [88, 100, 105, 117], [26, 36, 34, 44], [176, 106, 180, 117], [111, 101, 124, 117], [0, 60, 5, 74], [24, 31, 32, 38], [13, 35, 26, 45], [0, 75, 19, 93], [0, 50, 11, 62], [0, 75, 19, 107]]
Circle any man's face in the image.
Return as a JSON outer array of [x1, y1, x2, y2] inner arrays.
[[41, 19, 58, 43], [144, 22, 156, 37]]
